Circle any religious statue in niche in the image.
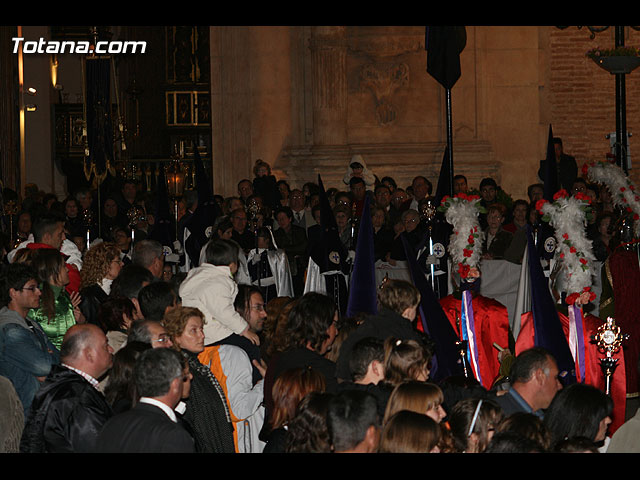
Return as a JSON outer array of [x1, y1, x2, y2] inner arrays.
[[360, 62, 409, 126]]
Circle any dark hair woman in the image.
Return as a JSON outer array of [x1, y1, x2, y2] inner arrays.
[[284, 391, 334, 453], [103, 341, 151, 414], [263, 367, 326, 453], [543, 383, 613, 451], [97, 297, 136, 353], [262, 293, 338, 436], [25, 248, 83, 350]]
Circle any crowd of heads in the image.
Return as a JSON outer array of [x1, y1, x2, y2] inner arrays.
[[0, 148, 626, 455]]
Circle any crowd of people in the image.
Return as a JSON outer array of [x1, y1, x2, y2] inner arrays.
[[0, 141, 638, 455]]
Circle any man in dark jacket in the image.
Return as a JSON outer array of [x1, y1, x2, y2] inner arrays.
[[95, 348, 195, 452], [20, 324, 114, 453], [335, 278, 424, 382]]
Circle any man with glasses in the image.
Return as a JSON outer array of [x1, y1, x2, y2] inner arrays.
[[127, 319, 174, 349], [210, 285, 268, 385], [0, 263, 59, 416]]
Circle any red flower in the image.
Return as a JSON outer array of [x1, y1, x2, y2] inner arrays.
[[560, 253, 565, 259], [463, 248, 473, 258], [589, 291, 597, 302], [634, 214, 640, 221], [562, 233, 569, 240], [468, 235, 475, 244], [458, 263, 470, 278], [570, 246, 577, 253], [536, 199, 548, 213], [441, 195, 450, 205], [574, 192, 592, 204], [630, 184, 636, 191], [621, 187, 627, 192], [580, 258, 588, 265], [553, 189, 569, 201], [566, 293, 580, 305]]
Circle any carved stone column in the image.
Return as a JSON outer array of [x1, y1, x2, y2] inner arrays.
[[209, 26, 252, 197], [310, 27, 348, 146]]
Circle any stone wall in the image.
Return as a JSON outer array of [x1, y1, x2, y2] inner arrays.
[[209, 26, 543, 199], [208, 25, 640, 202]]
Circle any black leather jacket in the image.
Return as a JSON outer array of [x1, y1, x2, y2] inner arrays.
[[20, 364, 113, 453]]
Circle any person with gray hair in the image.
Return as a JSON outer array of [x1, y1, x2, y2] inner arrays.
[[131, 239, 165, 279], [95, 348, 195, 452], [127, 319, 174, 349]]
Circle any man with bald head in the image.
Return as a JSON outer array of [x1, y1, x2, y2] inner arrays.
[[20, 324, 114, 453]]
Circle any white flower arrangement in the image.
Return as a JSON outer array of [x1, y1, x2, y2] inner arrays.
[[438, 193, 485, 280], [583, 159, 640, 237], [536, 190, 596, 305]]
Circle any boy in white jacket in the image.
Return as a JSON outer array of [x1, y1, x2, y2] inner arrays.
[[179, 239, 260, 347]]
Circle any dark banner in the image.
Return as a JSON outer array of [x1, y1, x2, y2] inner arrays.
[[84, 57, 114, 185]]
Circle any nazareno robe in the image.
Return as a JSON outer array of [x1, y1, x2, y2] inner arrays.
[[439, 293, 510, 390]]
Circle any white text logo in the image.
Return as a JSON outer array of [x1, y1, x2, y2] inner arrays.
[[12, 37, 147, 54]]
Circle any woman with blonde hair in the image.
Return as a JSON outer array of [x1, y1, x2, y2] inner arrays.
[[379, 410, 441, 453], [78, 242, 123, 328], [382, 380, 446, 425], [163, 306, 236, 453]]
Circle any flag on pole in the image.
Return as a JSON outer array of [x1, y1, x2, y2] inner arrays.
[[401, 234, 462, 382], [523, 224, 577, 384], [184, 141, 220, 267], [434, 145, 453, 206], [542, 125, 559, 202], [346, 195, 377, 318], [426, 26, 466, 90], [148, 163, 173, 247]]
